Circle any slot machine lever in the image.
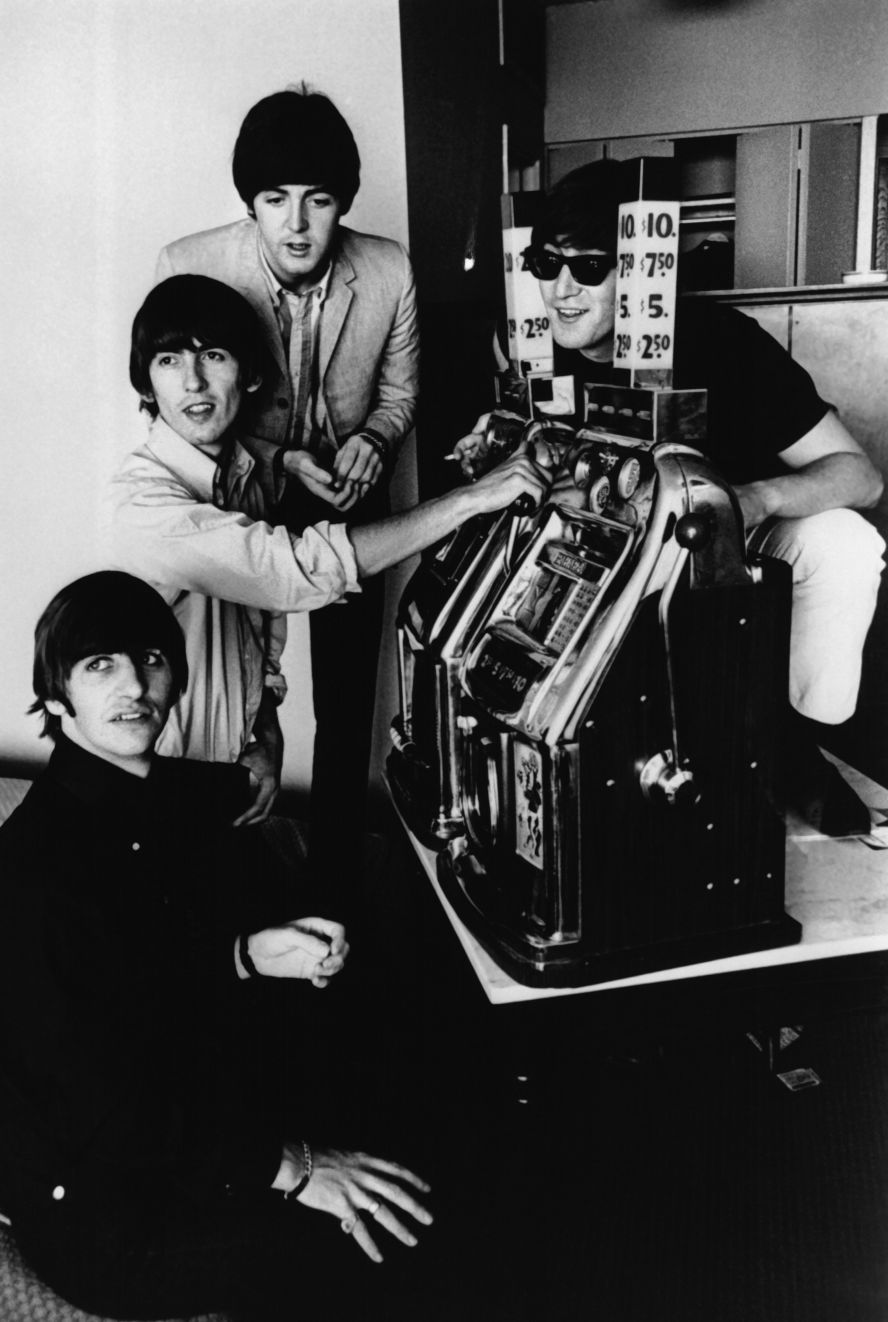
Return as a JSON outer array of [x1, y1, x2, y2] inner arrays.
[[502, 419, 577, 569], [503, 431, 558, 568], [640, 512, 711, 807], [504, 484, 547, 567], [503, 500, 530, 573], [510, 491, 537, 517]]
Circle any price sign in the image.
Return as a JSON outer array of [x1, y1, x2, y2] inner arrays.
[[503, 225, 553, 374], [612, 200, 680, 382]]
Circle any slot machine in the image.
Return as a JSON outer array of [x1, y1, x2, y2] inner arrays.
[[434, 161, 801, 985], [388, 413, 575, 846], [387, 190, 571, 846], [438, 385, 800, 985]]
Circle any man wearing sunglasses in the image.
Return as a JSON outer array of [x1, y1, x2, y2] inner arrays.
[[457, 160, 884, 837], [520, 245, 618, 363]]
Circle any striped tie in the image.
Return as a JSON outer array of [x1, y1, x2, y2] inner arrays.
[[285, 291, 316, 450]]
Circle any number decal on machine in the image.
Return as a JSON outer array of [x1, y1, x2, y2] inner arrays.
[[613, 199, 680, 378], [503, 224, 553, 364], [514, 742, 545, 870], [521, 316, 550, 339]]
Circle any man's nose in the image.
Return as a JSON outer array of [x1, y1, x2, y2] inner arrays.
[[552, 262, 579, 297], [116, 657, 148, 697], [182, 355, 206, 391], [287, 200, 308, 232]]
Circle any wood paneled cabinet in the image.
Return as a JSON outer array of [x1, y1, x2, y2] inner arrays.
[[546, 116, 885, 293]]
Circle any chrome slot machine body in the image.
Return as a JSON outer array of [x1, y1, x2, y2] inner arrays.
[[387, 414, 574, 846], [439, 385, 801, 987]]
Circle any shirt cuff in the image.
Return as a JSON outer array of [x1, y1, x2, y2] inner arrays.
[[263, 673, 288, 705], [313, 519, 361, 592]]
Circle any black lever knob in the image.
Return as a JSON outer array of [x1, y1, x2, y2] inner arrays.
[[674, 512, 712, 551], [510, 492, 537, 516]]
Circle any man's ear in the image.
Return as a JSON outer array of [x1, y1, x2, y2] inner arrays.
[[245, 375, 262, 396], [45, 698, 68, 717]]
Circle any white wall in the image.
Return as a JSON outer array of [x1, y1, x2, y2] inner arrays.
[[546, 0, 888, 143], [0, 0, 412, 792]]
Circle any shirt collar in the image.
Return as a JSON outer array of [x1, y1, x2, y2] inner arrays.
[[48, 733, 159, 812], [256, 228, 335, 309], [147, 416, 254, 502]]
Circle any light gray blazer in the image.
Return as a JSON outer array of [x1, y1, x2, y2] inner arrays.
[[156, 219, 419, 455]]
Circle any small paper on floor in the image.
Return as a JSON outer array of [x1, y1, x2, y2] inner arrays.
[[777, 1067, 821, 1092]]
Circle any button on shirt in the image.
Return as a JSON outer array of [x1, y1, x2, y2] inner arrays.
[[106, 417, 360, 764]]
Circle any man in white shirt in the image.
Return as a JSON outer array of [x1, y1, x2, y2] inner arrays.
[[155, 85, 419, 888], [108, 274, 548, 835]]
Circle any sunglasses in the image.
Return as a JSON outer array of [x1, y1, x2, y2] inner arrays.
[[521, 247, 616, 286]]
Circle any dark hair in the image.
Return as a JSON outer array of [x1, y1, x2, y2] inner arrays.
[[130, 275, 269, 416], [29, 571, 188, 739], [232, 87, 360, 212], [531, 160, 627, 253]]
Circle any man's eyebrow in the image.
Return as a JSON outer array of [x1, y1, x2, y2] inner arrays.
[[263, 183, 332, 195]]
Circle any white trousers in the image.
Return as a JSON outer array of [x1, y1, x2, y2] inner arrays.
[[751, 510, 885, 725]]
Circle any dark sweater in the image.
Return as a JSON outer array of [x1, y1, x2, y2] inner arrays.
[[0, 737, 298, 1226], [555, 298, 829, 485]]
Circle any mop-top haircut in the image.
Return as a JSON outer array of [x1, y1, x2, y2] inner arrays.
[[531, 159, 627, 254], [232, 86, 361, 212], [30, 571, 188, 739], [130, 274, 269, 417]]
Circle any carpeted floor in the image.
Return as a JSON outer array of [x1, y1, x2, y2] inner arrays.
[[0, 1226, 227, 1322]]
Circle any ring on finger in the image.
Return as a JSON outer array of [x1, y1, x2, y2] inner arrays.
[[365, 1199, 381, 1218], [340, 1215, 358, 1235]]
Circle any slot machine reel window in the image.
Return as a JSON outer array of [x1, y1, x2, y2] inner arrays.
[[505, 515, 631, 653], [465, 512, 634, 719], [468, 632, 547, 716]]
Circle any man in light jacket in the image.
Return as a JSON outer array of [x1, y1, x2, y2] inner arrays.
[[156, 86, 419, 900]]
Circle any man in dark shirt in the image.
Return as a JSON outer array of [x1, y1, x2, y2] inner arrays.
[[458, 160, 885, 835], [0, 571, 433, 1319]]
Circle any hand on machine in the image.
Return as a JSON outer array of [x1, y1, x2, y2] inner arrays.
[[467, 440, 553, 519], [450, 411, 572, 484], [452, 411, 637, 524]]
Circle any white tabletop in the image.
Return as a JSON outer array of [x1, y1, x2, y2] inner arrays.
[[392, 759, 888, 1005]]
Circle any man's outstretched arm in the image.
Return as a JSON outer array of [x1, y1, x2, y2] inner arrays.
[[336, 448, 550, 579], [113, 445, 548, 612]]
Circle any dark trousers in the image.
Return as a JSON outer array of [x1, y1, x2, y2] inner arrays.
[[307, 569, 385, 914], [283, 482, 389, 921], [14, 1189, 440, 1322], [9, 980, 440, 1322]]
